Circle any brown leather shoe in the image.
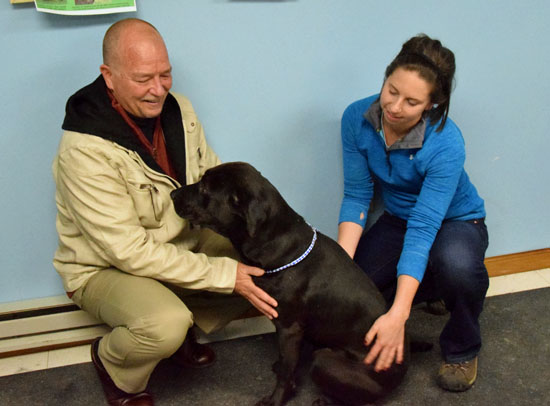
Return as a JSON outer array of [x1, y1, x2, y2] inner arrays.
[[91, 338, 154, 406], [170, 328, 216, 368]]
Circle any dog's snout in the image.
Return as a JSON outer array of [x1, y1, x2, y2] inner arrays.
[[170, 189, 179, 201]]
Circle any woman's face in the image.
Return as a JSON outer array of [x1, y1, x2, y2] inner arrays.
[[380, 67, 433, 133]]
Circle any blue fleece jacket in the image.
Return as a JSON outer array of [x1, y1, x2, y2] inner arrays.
[[339, 95, 485, 282]]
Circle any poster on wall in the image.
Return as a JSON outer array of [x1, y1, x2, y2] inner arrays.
[[34, 0, 136, 15]]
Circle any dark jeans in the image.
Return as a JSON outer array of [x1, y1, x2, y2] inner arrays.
[[354, 212, 489, 363]]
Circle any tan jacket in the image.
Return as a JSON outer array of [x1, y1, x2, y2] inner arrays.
[[52, 93, 238, 294]]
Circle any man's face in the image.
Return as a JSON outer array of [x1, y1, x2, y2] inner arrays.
[[101, 35, 172, 118]]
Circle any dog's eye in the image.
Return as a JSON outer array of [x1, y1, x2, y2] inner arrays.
[[197, 184, 210, 206]]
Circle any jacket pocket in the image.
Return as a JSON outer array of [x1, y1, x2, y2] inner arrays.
[[126, 175, 165, 228]]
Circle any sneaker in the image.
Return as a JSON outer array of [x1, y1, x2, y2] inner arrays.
[[436, 356, 478, 392]]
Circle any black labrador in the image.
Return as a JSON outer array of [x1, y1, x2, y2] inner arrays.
[[171, 162, 409, 406]]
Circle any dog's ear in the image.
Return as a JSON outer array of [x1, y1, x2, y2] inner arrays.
[[244, 200, 268, 238], [231, 190, 267, 238]]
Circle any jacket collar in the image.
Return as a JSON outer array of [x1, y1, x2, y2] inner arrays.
[[364, 99, 426, 150], [62, 75, 187, 184]]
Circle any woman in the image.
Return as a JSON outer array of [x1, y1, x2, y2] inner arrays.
[[338, 34, 488, 392]]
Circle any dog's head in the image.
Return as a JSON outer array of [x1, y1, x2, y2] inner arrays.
[[171, 162, 279, 239]]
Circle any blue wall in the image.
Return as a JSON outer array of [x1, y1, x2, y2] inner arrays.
[[1, 0, 549, 304]]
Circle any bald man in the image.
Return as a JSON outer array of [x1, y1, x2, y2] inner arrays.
[[53, 19, 277, 406]]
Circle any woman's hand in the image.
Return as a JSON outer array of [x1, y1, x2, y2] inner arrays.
[[363, 309, 407, 371], [234, 262, 278, 320], [364, 274, 418, 371]]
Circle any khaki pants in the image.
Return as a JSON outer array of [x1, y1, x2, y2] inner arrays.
[[72, 230, 250, 393]]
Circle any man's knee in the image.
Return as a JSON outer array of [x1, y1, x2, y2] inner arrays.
[[135, 305, 194, 357]]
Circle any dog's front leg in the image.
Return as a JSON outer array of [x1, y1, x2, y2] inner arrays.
[[257, 322, 304, 406]]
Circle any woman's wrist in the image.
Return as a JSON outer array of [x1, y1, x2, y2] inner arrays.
[[387, 302, 411, 323], [388, 274, 419, 322]]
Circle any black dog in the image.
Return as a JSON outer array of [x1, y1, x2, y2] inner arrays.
[[171, 162, 409, 406]]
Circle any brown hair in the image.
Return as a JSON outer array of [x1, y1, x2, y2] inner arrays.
[[385, 34, 456, 132]]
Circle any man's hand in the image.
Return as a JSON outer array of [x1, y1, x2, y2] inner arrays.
[[363, 310, 407, 372], [234, 262, 278, 320]]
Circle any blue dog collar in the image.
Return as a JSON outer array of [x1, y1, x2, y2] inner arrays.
[[265, 225, 317, 274]]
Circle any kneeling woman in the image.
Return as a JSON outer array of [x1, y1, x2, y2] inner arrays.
[[337, 34, 488, 392]]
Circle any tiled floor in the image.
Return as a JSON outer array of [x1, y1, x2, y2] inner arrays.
[[1, 268, 549, 378]]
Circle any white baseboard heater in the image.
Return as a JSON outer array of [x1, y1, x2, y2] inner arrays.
[[0, 295, 110, 358]]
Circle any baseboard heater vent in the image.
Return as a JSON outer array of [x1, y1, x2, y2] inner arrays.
[[0, 296, 110, 359]]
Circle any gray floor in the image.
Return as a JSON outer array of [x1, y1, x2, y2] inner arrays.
[[1, 288, 549, 406]]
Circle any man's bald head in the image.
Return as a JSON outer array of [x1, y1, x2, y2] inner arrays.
[[102, 18, 163, 67]]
